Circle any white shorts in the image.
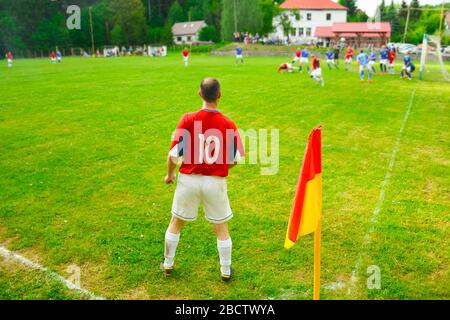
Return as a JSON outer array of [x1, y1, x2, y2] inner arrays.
[[183, 56, 189, 62], [236, 54, 243, 59], [345, 57, 352, 63], [380, 59, 388, 65], [293, 56, 300, 62], [369, 61, 376, 67], [326, 59, 333, 64], [7, 59, 12, 64], [311, 68, 322, 77], [402, 65, 411, 72], [300, 57, 308, 64], [171, 173, 233, 224]]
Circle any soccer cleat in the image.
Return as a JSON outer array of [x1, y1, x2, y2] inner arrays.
[[160, 261, 173, 276], [221, 267, 232, 282]]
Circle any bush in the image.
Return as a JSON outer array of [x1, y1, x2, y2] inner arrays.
[[199, 26, 219, 43]]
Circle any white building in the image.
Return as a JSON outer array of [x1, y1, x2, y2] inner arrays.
[[172, 20, 207, 45], [271, 0, 347, 43]]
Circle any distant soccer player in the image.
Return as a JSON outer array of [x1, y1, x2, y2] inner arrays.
[[325, 49, 337, 70], [50, 51, 57, 64], [400, 51, 414, 80], [388, 48, 396, 74], [292, 48, 301, 65], [369, 48, 377, 73], [235, 46, 244, 64], [182, 47, 189, 67], [299, 47, 310, 73], [57, 50, 62, 63], [6, 52, 13, 67], [310, 54, 324, 86], [277, 62, 297, 73], [344, 46, 354, 71], [357, 49, 372, 83], [333, 47, 340, 68], [380, 45, 389, 73], [161, 78, 244, 282]]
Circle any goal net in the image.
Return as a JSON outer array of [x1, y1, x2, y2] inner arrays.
[[419, 34, 450, 82]]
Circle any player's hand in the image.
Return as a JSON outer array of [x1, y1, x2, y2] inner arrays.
[[164, 173, 176, 184]]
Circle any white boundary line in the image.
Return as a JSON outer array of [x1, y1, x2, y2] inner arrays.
[[347, 88, 416, 296], [0, 246, 105, 300]]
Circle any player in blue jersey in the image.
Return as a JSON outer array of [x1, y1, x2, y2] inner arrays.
[[235, 46, 244, 64], [57, 50, 62, 63], [380, 45, 389, 73], [369, 48, 377, 73], [357, 50, 372, 83], [325, 49, 337, 70], [400, 51, 414, 80], [299, 47, 310, 73]]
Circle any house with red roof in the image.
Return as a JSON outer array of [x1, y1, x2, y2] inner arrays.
[[271, 0, 391, 48], [271, 0, 348, 43]]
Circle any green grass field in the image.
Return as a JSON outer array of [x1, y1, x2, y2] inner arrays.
[[0, 54, 449, 300]]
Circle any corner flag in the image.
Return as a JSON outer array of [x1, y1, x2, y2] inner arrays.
[[284, 126, 322, 299]]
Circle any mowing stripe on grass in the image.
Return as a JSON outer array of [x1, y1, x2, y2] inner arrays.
[[0, 246, 105, 300], [347, 88, 416, 296]]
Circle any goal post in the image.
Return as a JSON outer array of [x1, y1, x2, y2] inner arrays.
[[419, 33, 450, 82]]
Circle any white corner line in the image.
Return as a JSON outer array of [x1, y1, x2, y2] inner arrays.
[[0, 246, 105, 300], [347, 88, 416, 296]]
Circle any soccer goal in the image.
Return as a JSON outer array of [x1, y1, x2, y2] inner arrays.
[[419, 34, 450, 82]]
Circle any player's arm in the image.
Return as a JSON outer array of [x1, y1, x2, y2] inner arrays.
[[165, 155, 178, 184], [165, 115, 187, 184], [229, 126, 244, 169]]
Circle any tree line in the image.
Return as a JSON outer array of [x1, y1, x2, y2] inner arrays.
[[0, 0, 447, 57]]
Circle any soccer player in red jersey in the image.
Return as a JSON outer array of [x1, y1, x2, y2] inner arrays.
[[5, 52, 13, 68], [50, 51, 57, 64], [310, 54, 324, 86], [345, 46, 354, 71], [388, 48, 396, 75], [161, 78, 244, 282], [277, 62, 293, 73], [182, 47, 189, 67], [292, 48, 301, 65]]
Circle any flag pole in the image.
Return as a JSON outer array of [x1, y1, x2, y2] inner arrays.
[[313, 221, 321, 300]]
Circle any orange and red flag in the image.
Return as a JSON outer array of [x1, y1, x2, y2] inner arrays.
[[285, 127, 322, 249]]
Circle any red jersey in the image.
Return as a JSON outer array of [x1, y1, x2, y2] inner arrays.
[[168, 109, 244, 177], [51, 51, 56, 58], [345, 48, 354, 59], [6, 53, 13, 59], [312, 57, 320, 70], [182, 49, 189, 57], [295, 50, 301, 58], [388, 50, 396, 63]]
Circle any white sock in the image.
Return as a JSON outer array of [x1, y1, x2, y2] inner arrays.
[[217, 238, 232, 275], [164, 231, 180, 268]]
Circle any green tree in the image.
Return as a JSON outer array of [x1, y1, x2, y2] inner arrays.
[[260, 0, 279, 35], [167, 0, 186, 25], [32, 12, 70, 50], [338, 0, 357, 17], [109, 0, 147, 45], [399, 0, 408, 19], [0, 13, 25, 53], [278, 13, 293, 41], [221, 0, 263, 41], [111, 24, 125, 45], [410, 0, 421, 20], [199, 25, 219, 42]]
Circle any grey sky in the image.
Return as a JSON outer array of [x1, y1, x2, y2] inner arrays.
[[356, 0, 446, 16]]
